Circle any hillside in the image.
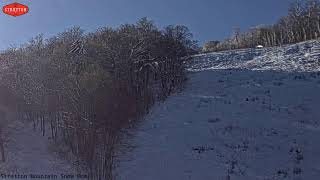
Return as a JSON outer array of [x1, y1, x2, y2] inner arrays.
[[190, 40, 320, 72], [1, 40, 319, 180], [117, 40, 320, 180]]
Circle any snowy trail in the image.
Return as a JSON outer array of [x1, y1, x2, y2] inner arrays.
[[0, 120, 77, 179], [117, 41, 320, 180]]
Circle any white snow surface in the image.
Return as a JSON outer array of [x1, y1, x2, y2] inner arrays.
[[0, 120, 78, 179], [188, 40, 320, 72], [117, 40, 320, 180]]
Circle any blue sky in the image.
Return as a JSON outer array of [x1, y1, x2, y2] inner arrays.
[[0, 0, 294, 50]]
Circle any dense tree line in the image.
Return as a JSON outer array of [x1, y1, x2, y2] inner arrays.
[[0, 18, 197, 179], [203, 0, 320, 52]]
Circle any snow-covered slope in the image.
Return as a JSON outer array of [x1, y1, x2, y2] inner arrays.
[[117, 40, 320, 180], [0, 120, 77, 179], [188, 40, 320, 72]]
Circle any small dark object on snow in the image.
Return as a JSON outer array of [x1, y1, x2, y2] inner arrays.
[[192, 146, 214, 154], [208, 118, 221, 123]]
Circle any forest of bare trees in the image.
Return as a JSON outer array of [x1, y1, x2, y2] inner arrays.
[[203, 0, 320, 52], [0, 18, 197, 179]]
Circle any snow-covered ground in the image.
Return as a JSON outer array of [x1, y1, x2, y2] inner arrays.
[[117, 40, 320, 180], [0, 120, 78, 180], [188, 40, 320, 72]]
